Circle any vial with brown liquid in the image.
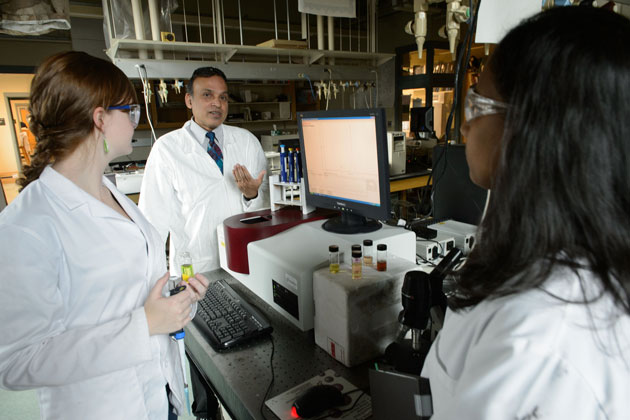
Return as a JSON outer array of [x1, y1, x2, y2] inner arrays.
[[376, 244, 387, 271]]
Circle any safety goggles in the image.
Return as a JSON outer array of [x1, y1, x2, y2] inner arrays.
[[108, 104, 141, 128], [464, 86, 508, 122]]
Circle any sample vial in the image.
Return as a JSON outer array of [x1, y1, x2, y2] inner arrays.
[[352, 250, 363, 280], [329, 245, 340, 273], [363, 239, 373, 266], [180, 252, 194, 282], [376, 244, 387, 271], [351, 244, 362, 253]]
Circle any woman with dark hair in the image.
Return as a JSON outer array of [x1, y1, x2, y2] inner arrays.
[[421, 6, 630, 419], [0, 51, 209, 419]]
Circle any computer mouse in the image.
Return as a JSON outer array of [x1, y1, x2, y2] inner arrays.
[[291, 384, 345, 418]]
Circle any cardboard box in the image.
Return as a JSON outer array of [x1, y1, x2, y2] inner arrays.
[[313, 255, 422, 367], [257, 39, 308, 49]]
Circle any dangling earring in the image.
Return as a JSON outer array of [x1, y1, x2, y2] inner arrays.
[[103, 137, 109, 154]]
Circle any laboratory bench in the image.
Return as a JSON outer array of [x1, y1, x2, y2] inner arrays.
[[389, 169, 432, 193], [185, 268, 372, 420]]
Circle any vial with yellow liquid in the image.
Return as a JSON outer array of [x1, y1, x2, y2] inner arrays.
[[329, 245, 340, 273], [363, 239, 373, 266], [352, 250, 362, 280], [180, 251, 194, 283]]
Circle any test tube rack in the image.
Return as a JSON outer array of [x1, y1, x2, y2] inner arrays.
[[269, 174, 315, 215]]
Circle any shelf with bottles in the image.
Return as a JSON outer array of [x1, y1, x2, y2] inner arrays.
[[226, 101, 292, 124], [227, 80, 295, 123]]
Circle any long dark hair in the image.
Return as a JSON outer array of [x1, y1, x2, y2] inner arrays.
[[450, 6, 630, 315], [18, 51, 136, 190]]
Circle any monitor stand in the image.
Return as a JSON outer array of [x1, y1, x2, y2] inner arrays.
[[322, 213, 382, 234]]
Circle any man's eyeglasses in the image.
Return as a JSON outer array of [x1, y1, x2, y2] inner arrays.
[[108, 104, 141, 128], [464, 87, 508, 122]]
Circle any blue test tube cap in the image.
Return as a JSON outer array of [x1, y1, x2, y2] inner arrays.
[[171, 330, 185, 340]]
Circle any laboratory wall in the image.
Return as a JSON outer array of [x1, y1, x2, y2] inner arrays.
[[0, 74, 34, 175], [0, 39, 70, 68]]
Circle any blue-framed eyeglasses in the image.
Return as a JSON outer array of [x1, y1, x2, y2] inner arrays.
[[464, 86, 508, 122], [107, 104, 141, 128]]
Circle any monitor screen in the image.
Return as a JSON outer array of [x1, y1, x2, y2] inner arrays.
[[432, 144, 488, 225], [410, 107, 434, 138], [297, 108, 391, 234]]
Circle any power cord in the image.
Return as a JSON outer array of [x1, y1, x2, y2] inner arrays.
[[259, 335, 275, 420], [417, 0, 482, 216], [134, 64, 157, 145], [309, 388, 368, 420], [324, 68, 333, 110], [417, 253, 437, 266], [298, 73, 317, 104]]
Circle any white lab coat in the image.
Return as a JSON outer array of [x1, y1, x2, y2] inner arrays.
[[0, 166, 186, 420], [421, 265, 630, 419], [139, 121, 268, 275]]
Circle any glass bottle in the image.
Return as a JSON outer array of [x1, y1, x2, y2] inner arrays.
[[352, 250, 363, 280], [363, 239, 373, 266], [376, 244, 387, 271], [180, 251, 194, 282], [329, 245, 340, 273]]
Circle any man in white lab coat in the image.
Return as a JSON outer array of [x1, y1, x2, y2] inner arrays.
[[139, 67, 268, 420], [139, 67, 268, 276]]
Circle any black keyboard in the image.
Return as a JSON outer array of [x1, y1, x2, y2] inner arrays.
[[192, 279, 273, 351]]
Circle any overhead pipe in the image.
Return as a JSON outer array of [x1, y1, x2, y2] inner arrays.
[[371, 0, 377, 53], [147, 0, 163, 59], [238, 0, 243, 45], [214, 0, 224, 44], [328, 15, 334, 65], [221, 0, 226, 44], [286, 0, 291, 40], [317, 15, 324, 50], [328, 16, 334, 50], [130, 0, 147, 59], [273, 0, 278, 39]]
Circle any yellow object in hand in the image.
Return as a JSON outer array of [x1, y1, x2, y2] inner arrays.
[[180, 251, 193, 283], [181, 264, 193, 283]]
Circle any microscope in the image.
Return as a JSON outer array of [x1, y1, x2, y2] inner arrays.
[[370, 248, 463, 420], [386, 248, 463, 372]]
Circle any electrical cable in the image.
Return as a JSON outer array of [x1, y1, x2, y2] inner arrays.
[[259, 335, 276, 420], [325, 68, 332, 110], [371, 69, 379, 108], [417, 253, 438, 266], [444, 0, 482, 144], [135, 64, 157, 145], [299, 73, 317, 103], [309, 389, 367, 420], [416, 0, 482, 216]]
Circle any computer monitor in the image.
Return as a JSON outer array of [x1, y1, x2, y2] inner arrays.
[[432, 144, 488, 225], [409, 107, 434, 139], [297, 108, 391, 234]]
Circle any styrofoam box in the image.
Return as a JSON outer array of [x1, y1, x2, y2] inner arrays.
[[313, 255, 422, 367]]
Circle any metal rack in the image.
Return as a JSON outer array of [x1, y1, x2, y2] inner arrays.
[[101, 0, 393, 81]]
